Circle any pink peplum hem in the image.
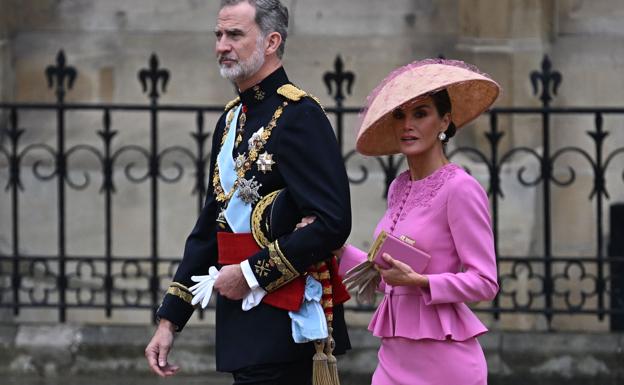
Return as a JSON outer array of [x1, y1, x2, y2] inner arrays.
[[368, 284, 488, 341]]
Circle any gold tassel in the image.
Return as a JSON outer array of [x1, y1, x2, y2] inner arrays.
[[325, 326, 340, 385], [313, 339, 333, 385]]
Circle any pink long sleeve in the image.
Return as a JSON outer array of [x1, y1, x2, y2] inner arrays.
[[423, 177, 499, 305], [367, 165, 495, 341], [338, 244, 367, 276]]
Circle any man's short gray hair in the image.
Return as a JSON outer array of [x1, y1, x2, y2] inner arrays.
[[220, 0, 289, 58]]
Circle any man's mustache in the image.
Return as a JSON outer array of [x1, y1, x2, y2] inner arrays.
[[218, 55, 238, 64]]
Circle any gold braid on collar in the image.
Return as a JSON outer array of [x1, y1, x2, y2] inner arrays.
[[224, 96, 241, 112]]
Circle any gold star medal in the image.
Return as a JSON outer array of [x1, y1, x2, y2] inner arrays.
[[256, 152, 275, 173]]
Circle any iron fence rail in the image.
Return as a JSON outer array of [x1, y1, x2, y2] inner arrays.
[[1, 52, 623, 329]]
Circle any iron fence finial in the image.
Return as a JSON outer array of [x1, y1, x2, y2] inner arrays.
[[530, 54, 562, 107], [323, 55, 355, 105], [138, 53, 170, 103], [45, 50, 77, 103]]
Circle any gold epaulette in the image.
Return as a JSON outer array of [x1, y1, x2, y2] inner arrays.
[[277, 84, 307, 101], [277, 84, 326, 112], [224, 96, 241, 111]]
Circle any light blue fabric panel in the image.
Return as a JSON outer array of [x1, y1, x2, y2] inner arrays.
[[216, 105, 253, 233], [289, 276, 328, 343]]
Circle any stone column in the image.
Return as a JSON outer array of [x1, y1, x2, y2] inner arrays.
[[456, 0, 554, 256], [0, 0, 11, 322], [456, 1, 621, 332], [455, 0, 556, 330], [0, 0, 12, 102], [456, 0, 554, 148]]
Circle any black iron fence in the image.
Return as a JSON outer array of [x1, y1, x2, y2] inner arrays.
[[0, 51, 623, 329]]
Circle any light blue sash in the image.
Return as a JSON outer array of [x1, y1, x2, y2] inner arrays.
[[288, 276, 328, 343], [216, 104, 252, 233]]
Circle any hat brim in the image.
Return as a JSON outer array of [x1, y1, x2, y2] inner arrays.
[[356, 63, 500, 156]]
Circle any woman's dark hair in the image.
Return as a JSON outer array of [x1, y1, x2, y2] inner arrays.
[[430, 89, 456, 144]]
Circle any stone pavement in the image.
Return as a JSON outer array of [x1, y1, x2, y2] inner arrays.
[[6, 375, 231, 385], [1, 324, 623, 385], [6, 374, 623, 385]]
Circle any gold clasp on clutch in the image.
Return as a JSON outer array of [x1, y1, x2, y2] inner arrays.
[[399, 235, 416, 246]]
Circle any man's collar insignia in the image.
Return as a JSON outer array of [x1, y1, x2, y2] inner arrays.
[[253, 85, 266, 100]]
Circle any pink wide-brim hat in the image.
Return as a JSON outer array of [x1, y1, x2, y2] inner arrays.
[[356, 59, 501, 156]]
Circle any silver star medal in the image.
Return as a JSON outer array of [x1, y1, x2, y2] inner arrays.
[[237, 176, 261, 204], [235, 153, 247, 169], [256, 152, 275, 173], [248, 127, 265, 149]]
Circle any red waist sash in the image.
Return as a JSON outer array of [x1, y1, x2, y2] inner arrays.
[[217, 232, 350, 312], [217, 232, 304, 311]]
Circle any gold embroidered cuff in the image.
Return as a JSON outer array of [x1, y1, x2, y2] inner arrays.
[[169, 282, 191, 294], [166, 286, 193, 305], [265, 241, 300, 292]]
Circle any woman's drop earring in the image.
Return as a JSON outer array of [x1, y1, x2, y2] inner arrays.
[[438, 132, 447, 141]]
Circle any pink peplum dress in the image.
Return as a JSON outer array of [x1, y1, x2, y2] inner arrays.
[[341, 163, 499, 385]]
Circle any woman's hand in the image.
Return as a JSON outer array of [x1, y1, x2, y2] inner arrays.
[[294, 215, 316, 230], [379, 253, 429, 287], [294, 216, 344, 258]]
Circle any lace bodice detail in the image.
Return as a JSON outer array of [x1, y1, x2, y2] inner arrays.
[[386, 163, 460, 229]]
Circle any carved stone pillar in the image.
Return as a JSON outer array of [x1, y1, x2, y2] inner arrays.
[[0, 0, 13, 102], [456, 0, 555, 149]]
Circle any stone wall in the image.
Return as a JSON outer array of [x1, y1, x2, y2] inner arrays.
[[0, 0, 623, 330]]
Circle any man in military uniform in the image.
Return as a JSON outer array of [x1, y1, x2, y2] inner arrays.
[[144, 0, 352, 383]]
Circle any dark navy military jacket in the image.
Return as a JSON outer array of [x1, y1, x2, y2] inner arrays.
[[156, 67, 352, 372]]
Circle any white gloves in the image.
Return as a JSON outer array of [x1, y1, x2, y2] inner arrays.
[[189, 266, 267, 311], [190, 266, 219, 308]]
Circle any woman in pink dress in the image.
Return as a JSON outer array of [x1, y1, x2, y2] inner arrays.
[[335, 59, 501, 385]]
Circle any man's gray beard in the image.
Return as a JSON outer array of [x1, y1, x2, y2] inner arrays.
[[219, 47, 265, 82]]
